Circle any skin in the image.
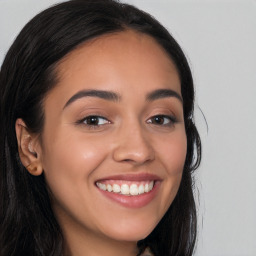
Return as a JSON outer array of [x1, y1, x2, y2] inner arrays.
[[16, 30, 187, 256]]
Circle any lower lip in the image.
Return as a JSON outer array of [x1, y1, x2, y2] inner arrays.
[[96, 181, 160, 208]]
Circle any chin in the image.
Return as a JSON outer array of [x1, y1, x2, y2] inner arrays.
[[99, 217, 159, 242]]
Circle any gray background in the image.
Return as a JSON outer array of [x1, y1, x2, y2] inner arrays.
[[0, 0, 255, 255]]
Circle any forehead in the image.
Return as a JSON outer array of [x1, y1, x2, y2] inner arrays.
[[59, 30, 175, 67], [58, 30, 179, 80], [47, 30, 181, 107]]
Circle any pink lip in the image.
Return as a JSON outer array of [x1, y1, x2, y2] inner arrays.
[[96, 173, 161, 182], [95, 173, 161, 208]]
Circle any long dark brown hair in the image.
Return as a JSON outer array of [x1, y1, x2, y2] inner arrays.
[[0, 0, 201, 255]]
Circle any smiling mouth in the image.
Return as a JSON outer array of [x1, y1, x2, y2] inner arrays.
[[96, 180, 155, 196]]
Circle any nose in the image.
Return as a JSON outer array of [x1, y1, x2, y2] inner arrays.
[[112, 124, 155, 165]]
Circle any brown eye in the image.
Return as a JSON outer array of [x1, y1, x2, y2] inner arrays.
[[152, 116, 165, 125], [147, 115, 176, 126], [82, 116, 109, 126]]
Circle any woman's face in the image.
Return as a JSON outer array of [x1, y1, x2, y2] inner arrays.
[[38, 30, 186, 244]]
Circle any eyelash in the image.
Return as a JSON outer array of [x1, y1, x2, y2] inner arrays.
[[76, 115, 111, 129], [146, 115, 177, 126], [76, 114, 177, 129]]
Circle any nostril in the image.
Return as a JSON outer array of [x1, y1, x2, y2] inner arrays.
[[112, 130, 155, 164], [113, 149, 155, 165]]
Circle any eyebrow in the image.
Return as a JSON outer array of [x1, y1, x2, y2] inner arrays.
[[63, 88, 182, 109], [146, 89, 183, 103], [63, 89, 121, 109]]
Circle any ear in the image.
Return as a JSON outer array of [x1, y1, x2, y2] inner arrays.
[[15, 118, 43, 176]]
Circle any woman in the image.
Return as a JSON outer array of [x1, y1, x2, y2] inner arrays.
[[0, 0, 201, 255]]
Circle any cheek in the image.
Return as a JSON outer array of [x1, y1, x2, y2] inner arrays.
[[41, 132, 109, 197], [158, 129, 187, 175], [154, 129, 187, 209]]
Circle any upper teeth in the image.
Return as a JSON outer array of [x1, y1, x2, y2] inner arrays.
[[96, 181, 154, 196]]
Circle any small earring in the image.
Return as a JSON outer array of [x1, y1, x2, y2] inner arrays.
[[25, 162, 43, 176], [26, 164, 37, 173]]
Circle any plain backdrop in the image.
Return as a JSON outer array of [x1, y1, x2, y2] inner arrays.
[[0, 0, 255, 255]]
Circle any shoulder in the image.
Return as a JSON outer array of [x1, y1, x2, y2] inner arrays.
[[140, 247, 154, 256]]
